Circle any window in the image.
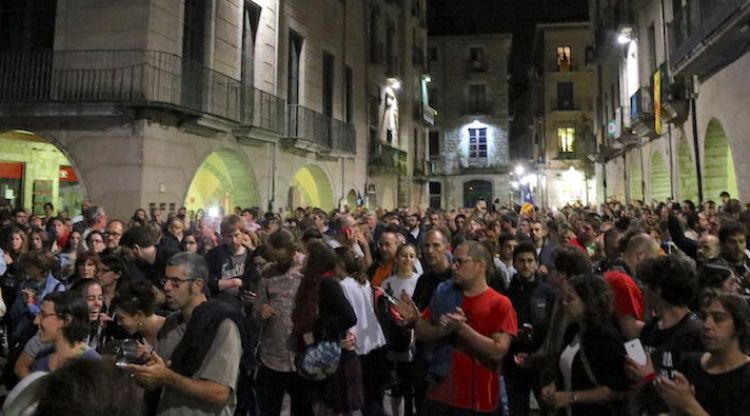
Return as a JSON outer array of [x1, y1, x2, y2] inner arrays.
[[429, 131, 440, 158], [241, 1, 262, 85], [429, 86, 439, 108], [345, 66, 353, 123], [557, 82, 574, 110], [647, 23, 657, 72], [369, 8, 380, 63], [469, 46, 485, 61], [287, 30, 304, 104], [322, 51, 335, 117], [428, 47, 438, 62], [182, 0, 207, 108], [468, 85, 487, 114], [468, 128, 488, 159], [0, 0, 56, 50], [558, 127, 575, 154], [429, 182, 441, 210], [556, 46, 572, 71]]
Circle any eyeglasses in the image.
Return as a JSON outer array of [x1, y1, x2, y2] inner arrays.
[[160, 277, 199, 287]]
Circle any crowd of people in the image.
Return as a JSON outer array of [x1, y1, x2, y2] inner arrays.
[[0, 191, 749, 416]]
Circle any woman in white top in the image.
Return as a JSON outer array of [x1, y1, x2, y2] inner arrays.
[[380, 243, 420, 416], [335, 246, 389, 416]]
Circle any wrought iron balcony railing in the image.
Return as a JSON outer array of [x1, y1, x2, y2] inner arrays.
[[368, 139, 407, 175], [287, 104, 355, 154]]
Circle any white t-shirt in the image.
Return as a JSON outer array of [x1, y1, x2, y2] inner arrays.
[[559, 334, 581, 416], [381, 272, 420, 299], [339, 277, 386, 356]]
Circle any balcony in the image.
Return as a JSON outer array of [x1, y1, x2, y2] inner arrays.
[[0, 49, 241, 121], [241, 86, 286, 135], [462, 100, 493, 115], [413, 159, 430, 179], [629, 87, 658, 139], [550, 98, 591, 112], [286, 104, 356, 155], [608, 105, 638, 145], [459, 161, 508, 175], [368, 140, 407, 175], [412, 101, 436, 125], [668, 0, 750, 78], [465, 58, 487, 74]]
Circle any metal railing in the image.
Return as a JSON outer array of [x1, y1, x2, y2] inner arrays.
[[0, 49, 355, 151], [368, 139, 407, 175], [668, 0, 746, 66], [287, 104, 355, 154], [462, 100, 493, 115], [0, 49, 241, 120], [241, 86, 286, 134], [629, 87, 654, 121]]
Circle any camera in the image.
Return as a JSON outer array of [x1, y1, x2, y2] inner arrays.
[[114, 339, 149, 368]]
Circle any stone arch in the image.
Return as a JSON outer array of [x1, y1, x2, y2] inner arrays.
[[287, 164, 335, 210], [0, 129, 88, 215], [185, 148, 259, 214], [703, 118, 738, 200], [677, 135, 698, 202], [628, 152, 643, 202], [650, 151, 671, 203]]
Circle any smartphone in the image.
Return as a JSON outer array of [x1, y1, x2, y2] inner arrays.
[[624, 339, 648, 366]]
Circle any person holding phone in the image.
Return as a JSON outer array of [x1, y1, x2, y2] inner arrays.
[[653, 292, 750, 416], [540, 274, 628, 415], [625, 255, 703, 415]]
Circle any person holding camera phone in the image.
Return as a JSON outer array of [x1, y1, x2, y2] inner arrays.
[[503, 242, 556, 416]]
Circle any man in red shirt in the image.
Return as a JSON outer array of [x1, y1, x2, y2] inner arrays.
[[400, 240, 517, 415], [603, 232, 659, 340]]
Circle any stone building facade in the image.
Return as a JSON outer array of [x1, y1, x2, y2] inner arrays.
[[426, 34, 512, 209], [0, 0, 426, 218]]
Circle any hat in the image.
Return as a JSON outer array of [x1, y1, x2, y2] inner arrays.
[[120, 227, 156, 249]]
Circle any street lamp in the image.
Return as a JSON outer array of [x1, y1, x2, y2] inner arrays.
[[514, 165, 525, 176], [617, 26, 634, 44]]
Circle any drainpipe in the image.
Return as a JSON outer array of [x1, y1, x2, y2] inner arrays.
[[661, 0, 675, 200], [690, 77, 703, 202], [269, 0, 282, 212]]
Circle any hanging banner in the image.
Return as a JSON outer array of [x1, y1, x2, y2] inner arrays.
[[653, 69, 662, 135]]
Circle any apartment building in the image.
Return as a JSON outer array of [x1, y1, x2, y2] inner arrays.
[[0, 0, 391, 218], [590, 0, 750, 204], [426, 34, 512, 209], [529, 22, 596, 208]]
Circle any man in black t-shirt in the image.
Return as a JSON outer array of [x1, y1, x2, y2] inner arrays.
[[654, 292, 750, 416], [627, 255, 704, 415]]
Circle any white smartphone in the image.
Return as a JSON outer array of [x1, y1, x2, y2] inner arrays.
[[624, 339, 648, 365]]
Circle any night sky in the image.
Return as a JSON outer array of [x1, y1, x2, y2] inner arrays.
[[428, 0, 589, 97]]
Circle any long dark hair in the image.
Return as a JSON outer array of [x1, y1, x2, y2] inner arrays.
[[568, 273, 614, 331], [292, 240, 338, 337]]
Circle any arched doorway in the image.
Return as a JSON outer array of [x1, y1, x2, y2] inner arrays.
[[650, 152, 670, 203], [185, 149, 259, 214], [629, 152, 643, 202], [463, 180, 492, 208], [0, 130, 86, 215], [287, 165, 335, 210], [704, 119, 738, 200], [677, 135, 698, 202]]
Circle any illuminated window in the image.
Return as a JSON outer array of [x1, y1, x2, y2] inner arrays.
[[556, 46, 572, 71], [558, 127, 575, 154], [469, 128, 487, 159]]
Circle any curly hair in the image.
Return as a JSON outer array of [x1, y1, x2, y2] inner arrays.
[[638, 255, 698, 307], [568, 274, 613, 330], [552, 244, 591, 277], [700, 290, 750, 353]]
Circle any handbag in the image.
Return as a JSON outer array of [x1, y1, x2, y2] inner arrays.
[[297, 337, 341, 381]]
